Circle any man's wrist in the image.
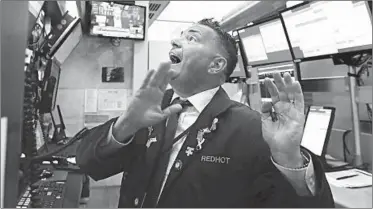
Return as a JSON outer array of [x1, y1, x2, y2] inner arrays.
[[113, 116, 139, 143], [271, 149, 305, 169]]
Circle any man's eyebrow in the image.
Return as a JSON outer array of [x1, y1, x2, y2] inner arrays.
[[187, 29, 202, 35]]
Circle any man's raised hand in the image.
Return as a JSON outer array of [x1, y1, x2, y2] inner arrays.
[[113, 62, 182, 140]]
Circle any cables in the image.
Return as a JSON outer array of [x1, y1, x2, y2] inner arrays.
[[30, 127, 89, 161], [342, 130, 352, 162], [355, 55, 372, 123]]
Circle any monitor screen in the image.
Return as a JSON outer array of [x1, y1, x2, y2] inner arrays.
[[89, 1, 146, 40], [282, 1, 372, 59], [301, 106, 333, 156], [238, 18, 293, 66]]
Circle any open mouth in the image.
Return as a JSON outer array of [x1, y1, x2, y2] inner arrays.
[[169, 52, 182, 64]]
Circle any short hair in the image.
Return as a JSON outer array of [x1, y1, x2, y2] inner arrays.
[[197, 18, 238, 78]]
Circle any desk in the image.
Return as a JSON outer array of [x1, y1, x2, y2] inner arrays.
[[330, 184, 372, 208]]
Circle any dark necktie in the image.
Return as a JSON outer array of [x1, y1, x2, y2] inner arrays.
[[143, 98, 192, 207]]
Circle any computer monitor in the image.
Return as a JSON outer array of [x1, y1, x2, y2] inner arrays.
[[281, 1, 372, 60], [237, 17, 293, 67], [301, 106, 336, 156]]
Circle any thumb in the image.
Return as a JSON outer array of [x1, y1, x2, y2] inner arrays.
[[162, 104, 182, 118]]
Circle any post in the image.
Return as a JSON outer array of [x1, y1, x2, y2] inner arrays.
[[348, 65, 363, 166]]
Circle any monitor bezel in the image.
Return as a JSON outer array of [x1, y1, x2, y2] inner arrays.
[[87, 1, 147, 41], [236, 14, 295, 68], [302, 105, 336, 157], [230, 40, 249, 78], [279, 1, 372, 62]]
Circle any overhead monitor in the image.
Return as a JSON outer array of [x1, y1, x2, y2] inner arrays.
[[88, 1, 146, 40], [281, 1, 372, 60], [238, 17, 293, 67], [301, 106, 335, 156]]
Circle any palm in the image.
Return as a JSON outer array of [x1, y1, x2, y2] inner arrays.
[[121, 62, 182, 130], [261, 73, 305, 154]]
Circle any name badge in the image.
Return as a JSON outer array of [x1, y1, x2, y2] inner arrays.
[[201, 155, 230, 164]]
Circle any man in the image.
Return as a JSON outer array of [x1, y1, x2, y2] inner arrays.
[[76, 19, 334, 208]]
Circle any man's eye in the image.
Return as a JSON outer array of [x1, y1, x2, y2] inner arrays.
[[188, 36, 197, 42]]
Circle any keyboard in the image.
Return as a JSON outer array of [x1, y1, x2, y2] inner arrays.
[[37, 181, 65, 208], [17, 186, 32, 208], [17, 181, 66, 208]]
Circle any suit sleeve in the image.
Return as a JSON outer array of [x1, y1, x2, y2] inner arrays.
[[244, 112, 334, 208], [76, 118, 147, 181]]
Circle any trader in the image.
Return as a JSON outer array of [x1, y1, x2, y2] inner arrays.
[[77, 18, 334, 208]]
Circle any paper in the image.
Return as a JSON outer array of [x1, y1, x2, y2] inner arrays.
[[84, 89, 98, 112], [98, 89, 129, 111], [326, 169, 372, 188], [1, 117, 8, 208]]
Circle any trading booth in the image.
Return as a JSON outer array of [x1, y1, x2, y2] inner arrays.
[[1, 1, 372, 208]]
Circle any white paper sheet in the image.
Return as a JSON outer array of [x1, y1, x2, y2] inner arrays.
[[84, 89, 98, 113], [97, 89, 129, 111], [326, 169, 372, 188]]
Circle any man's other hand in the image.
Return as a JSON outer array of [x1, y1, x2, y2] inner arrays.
[[261, 72, 306, 169]]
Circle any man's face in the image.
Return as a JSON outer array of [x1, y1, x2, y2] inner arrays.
[[168, 24, 227, 96]]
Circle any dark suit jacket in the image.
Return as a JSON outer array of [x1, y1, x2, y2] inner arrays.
[[76, 88, 334, 208]]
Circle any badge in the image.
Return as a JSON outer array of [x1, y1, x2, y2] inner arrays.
[[185, 146, 194, 156], [146, 137, 157, 148], [195, 118, 219, 151], [148, 126, 154, 136], [196, 130, 206, 151]]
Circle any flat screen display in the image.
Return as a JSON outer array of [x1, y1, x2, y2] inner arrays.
[[282, 1, 372, 59], [301, 106, 333, 156], [238, 18, 293, 66], [89, 1, 146, 40]]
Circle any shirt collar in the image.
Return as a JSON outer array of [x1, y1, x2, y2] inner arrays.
[[172, 87, 220, 113]]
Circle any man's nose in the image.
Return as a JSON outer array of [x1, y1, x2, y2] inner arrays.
[[171, 39, 182, 48]]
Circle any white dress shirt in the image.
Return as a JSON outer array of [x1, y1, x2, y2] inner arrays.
[[105, 87, 317, 200]]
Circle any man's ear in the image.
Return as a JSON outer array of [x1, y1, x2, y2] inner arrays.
[[208, 56, 227, 74]]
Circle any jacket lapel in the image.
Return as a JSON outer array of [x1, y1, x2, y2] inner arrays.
[[160, 87, 234, 199]]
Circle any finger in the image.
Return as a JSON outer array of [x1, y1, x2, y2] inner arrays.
[[261, 102, 272, 119], [162, 104, 182, 118], [284, 73, 293, 86], [264, 78, 280, 103], [140, 69, 155, 89], [273, 72, 286, 93], [293, 81, 305, 113], [149, 61, 172, 87], [284, 73, 294, 101]]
